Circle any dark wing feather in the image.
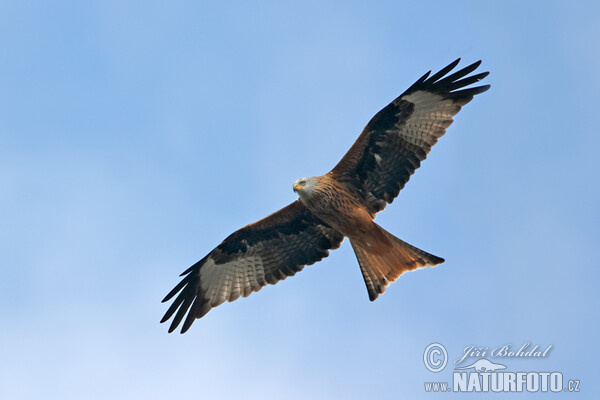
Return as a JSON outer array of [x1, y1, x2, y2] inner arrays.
[[331, 59, 490, 214], [161, 200, 344, 333]]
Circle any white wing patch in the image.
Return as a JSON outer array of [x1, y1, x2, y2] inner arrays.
[[396, 91, 461, 147], [200, 255, 265, 307]]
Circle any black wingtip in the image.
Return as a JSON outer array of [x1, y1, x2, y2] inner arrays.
[[170, 296, 194, 332], [426, 59, 460, 83], [161, 275, 190, 303], [402, 58, 490, 99], [464, 84, 491, 96], [448, 58, 462, 69], [179, 256, 207, 276], [405, 70, 431, 93], [418, 70, 431, 83], [162, 290, 177, 303], [179, 266, 194, 277]]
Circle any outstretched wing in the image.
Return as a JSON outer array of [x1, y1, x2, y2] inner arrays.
[[331, 59, 490, 214], [161, 200, 344, 333]]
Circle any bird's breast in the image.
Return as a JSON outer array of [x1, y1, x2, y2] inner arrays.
[[299, 180, 371, 236]]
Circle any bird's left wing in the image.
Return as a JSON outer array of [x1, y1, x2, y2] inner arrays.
[[161, 200, 344, 333], [331, 59, 490, 215]]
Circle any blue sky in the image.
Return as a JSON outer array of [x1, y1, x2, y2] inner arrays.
[[1, 1, 598, 398]]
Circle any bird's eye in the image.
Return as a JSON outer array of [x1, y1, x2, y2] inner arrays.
[[300, 180, 306, 186]]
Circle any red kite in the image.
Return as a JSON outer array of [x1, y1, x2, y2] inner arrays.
[[162, 59, 490, 333]]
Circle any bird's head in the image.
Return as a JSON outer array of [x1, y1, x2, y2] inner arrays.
[[293, 176, 318, 199]]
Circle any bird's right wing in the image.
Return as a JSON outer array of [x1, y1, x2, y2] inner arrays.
[[161, 200, 344, 333]]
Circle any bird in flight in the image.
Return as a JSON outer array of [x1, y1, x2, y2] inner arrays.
[[161, 59, 490, 333]]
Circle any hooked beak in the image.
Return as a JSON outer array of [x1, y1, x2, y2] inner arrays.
[[293, 183, 302, 192]]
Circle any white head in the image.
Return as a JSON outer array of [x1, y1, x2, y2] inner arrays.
[[293, 176, 318, 200]]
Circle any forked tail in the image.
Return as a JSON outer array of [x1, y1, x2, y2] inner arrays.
[[350, 225, 444, 301]]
